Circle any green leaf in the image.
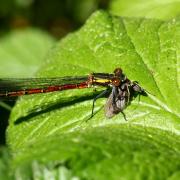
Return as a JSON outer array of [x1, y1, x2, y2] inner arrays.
[[12, 126, 180, 179], [109, 0, 180, 20], [0, 28, 55, 77], [0, 147, 11, 180], [7, 11, 180, 178]]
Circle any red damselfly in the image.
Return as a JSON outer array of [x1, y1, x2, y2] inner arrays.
[[0, 68, 147, 118]]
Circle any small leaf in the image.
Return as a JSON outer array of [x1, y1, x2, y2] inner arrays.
[[7, 11, 180, 178], [109, 0, 180, 20]]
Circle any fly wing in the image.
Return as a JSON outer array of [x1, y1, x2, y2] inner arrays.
[[104, 92, 126, 118], [0, 76, 88, 99], [104, 93, 115, 118], [0, 76, 87, 91]]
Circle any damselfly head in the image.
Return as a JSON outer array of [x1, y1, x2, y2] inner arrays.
[[111, 77, 121, 86]]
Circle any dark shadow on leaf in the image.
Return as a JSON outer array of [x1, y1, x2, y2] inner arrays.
[[14, 90, 107, 125]]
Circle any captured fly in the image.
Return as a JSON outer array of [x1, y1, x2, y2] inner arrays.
[[91, 68, 147, 120]]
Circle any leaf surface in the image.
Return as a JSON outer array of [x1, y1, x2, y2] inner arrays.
[[0, 147, 11, 180], [110, 0, 180, 20]]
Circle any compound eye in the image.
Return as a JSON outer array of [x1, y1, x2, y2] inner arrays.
[[112, 78, 120, 86]]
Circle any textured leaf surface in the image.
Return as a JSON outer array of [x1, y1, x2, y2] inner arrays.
[[110, 0, 180, 20], [0, 147, 11, 180], [13, 126, 180, 179], [7, 11, 180, 179]]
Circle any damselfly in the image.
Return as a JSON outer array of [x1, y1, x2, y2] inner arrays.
[[0, 68, 147, 118]]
